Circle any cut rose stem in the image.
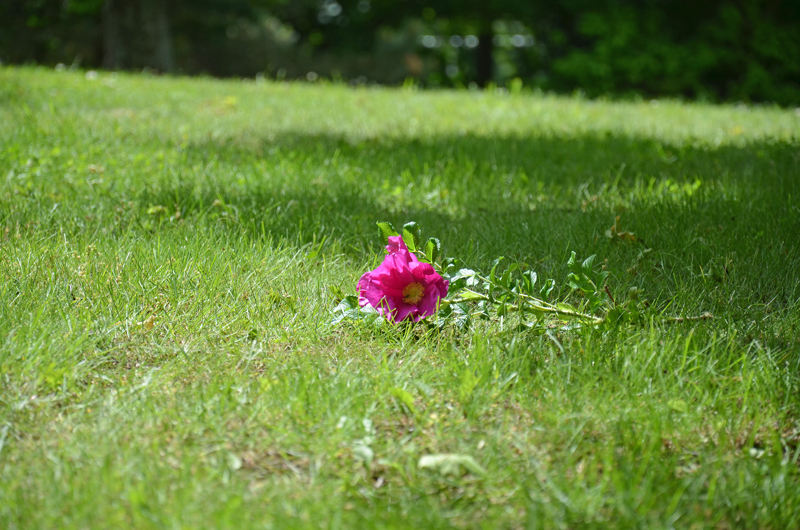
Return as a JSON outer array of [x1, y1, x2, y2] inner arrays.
[[443, 290, 604, 324], [471, 272, 605, 324], [439, 275, 713, 326]]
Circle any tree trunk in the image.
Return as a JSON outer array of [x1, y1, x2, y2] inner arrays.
[[476, 30, 493, 87], [152, 0, 173, 72], [102, 0, 122, 69], [140, 0, 173, 72], [101, 0, 173, 72]]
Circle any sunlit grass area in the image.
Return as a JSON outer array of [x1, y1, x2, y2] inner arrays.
[[1, 66, 799, 529]]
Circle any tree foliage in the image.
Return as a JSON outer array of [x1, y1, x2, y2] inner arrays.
[[1, 0, 798, 104]]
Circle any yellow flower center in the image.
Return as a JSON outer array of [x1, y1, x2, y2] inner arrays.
[[402, 282, 425, 304]]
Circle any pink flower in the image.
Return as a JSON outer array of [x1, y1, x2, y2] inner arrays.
[[357, 236, 449, 323]]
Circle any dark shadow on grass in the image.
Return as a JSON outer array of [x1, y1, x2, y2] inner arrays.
[[123, 131, 800, 340], [136, 130, 799, 260]]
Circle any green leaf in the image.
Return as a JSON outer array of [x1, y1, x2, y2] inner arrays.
[[390, 387, 418, 415], [489, 257, 504, 283], [449, 268, 478, 287], [522, 270, 537, 294], [567, 272, 592, 292], [497, 301, 509, 316], [424, 237, 441, 263], [418, 454, 486, 477], [606, 307, 624, 325], [567, 251, 578, 269], [402, 222, 421, 252], [476, 300, 491, 320], [440, 256, 459, 274], [586, 293, 605, 313], [458, 290, 486, 301], [499, 267, 512, 289], [334, 294, 358, 311], [330, 295, 362, 325], [376, 221, 399, 243], [556, 302, 579, 314], [541, 279, 556, 300], [449, 268, 474, 281], [451, 302, 471, 331]]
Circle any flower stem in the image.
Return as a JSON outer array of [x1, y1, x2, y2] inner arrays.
[[475, 274, 604, 323], [446, 288, 604, 324]]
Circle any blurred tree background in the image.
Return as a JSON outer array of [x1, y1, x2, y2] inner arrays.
[[2, 0, 799, 104]]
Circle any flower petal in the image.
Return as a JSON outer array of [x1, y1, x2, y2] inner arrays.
[[358, 236, 448, 323], [385, 235, 406, 255], [393, 302, 416, 323], [416, 285, 439, 316]]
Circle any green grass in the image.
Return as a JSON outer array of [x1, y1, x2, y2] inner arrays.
[[1, 66, 799, 529]]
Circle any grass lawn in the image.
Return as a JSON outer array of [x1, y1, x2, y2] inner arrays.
[[1, 66, 799, 529]]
